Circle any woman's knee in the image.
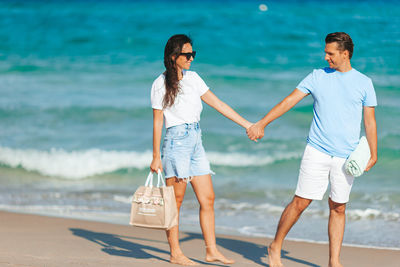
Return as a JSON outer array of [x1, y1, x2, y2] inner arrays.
[[174, 194, 185, 208], [198, 194, 215, 210], [173, 188, 186, 208]]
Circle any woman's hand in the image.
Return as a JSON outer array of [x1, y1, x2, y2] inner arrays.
[[244, 121, 254, 130], [150, 157, 163, 173]]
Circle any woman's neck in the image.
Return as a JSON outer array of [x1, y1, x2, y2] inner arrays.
[[177, 67, 183, 80]]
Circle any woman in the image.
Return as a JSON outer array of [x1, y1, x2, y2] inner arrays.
[[150, 34, 251, 265]]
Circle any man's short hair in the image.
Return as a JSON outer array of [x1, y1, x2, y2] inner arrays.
[[325, 32, 354, 59]]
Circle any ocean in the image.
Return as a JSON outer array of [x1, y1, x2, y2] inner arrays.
[[1, 0, 399, 249]]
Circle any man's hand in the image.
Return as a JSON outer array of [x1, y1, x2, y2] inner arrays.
[[246, 121, 265, 141], [363, 106, 377, 173], [364, 156, 377, 172]]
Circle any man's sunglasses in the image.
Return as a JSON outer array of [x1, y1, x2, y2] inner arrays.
[[179, 51, 196, 60]]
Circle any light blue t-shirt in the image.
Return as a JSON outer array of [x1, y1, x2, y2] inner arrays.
[[297, 67, 377, 158]]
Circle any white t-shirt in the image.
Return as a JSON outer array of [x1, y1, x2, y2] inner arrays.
[[151, 70, 209, 128]]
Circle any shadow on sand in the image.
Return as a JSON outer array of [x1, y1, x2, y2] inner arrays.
[[181, 232, 320, 267], [70, 229, 320, 266]]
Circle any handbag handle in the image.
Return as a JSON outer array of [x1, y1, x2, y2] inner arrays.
[[156, 169, 166, 187], [144, 169, 166, 188], [144, 171, 154, 187]]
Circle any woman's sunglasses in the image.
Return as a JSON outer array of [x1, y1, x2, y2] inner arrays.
[[179, 51, 196, 60]]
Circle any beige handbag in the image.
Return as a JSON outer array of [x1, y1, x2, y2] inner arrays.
[[130, 170, 178, 230]]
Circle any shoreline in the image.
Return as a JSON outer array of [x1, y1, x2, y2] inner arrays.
[[1, 208, 399, 251], [1, 210, 399, 267]]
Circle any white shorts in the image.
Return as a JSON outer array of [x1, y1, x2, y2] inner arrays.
[[295, 145, 354, 203]]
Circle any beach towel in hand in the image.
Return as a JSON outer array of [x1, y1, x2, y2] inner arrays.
[[345, 136, 371, 177], [130, 170, 178, 230]]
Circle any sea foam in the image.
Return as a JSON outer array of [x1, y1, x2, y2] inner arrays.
[[0, 146, 152, 179], [0, 146, 301, 179]]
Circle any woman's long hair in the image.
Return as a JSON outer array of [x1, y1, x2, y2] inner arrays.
[[163, 34, 192, 108]]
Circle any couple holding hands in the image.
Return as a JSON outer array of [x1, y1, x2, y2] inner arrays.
[[150, 32, 377, 267]]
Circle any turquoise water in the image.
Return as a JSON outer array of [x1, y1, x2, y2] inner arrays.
[[0, 0, 399, 248]]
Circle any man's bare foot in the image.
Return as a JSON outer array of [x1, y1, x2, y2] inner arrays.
[[268, 243, 284, 267], [170, 254, 199, 266], [205, 245, 235, 264]]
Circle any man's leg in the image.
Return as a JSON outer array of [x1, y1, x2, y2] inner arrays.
[[328, 154, 354, 267], [328, 198, 346, 267], [268, 195, 312, 267], [269, 145, 330, 266]]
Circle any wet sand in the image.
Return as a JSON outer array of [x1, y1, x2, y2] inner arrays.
[[0, 211, 398, 266]]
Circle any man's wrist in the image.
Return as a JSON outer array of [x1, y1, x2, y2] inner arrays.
[[259, 119, 268, 128]]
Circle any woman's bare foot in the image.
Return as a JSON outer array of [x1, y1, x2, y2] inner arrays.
[[170, 253, 199, 266], [205, 245, 235, 264], [328, 261, 344, 267], [268, 243, 284, 267]]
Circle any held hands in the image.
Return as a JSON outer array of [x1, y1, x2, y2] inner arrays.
[[150, 157, 163, 173], [246, 121, 265, 142]]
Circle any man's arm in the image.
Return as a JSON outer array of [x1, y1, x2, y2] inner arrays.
[[247, 89, 308, 141], [363, 106, 377, 171]]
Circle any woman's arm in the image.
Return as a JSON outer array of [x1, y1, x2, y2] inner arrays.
[[201, 90, 252, 129], [150, 109, 164, 173]]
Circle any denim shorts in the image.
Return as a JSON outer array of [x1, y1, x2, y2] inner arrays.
[[161, 122, 213, 181]]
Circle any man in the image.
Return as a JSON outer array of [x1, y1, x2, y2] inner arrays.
[[247, 32, 377, 267]]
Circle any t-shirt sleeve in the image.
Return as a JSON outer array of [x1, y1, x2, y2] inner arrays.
[[362, 78, 377, 107], [150, 79, 165, 110], [296, 71, 316, 94], [193, 72, 209, 96]]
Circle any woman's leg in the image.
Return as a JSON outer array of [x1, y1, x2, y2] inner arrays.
[[165, 177, 198, 266], [190, 174, 234, 264]]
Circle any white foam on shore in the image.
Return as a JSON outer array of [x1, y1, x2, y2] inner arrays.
[[215, 199, 285, 214], [0, 146, 153, 179], [207, 151, 300, 167], [213, 199, 400, 223], [347, 208, 400, 221], [113, 194, 131, 204], [0, 146, 300, 179]]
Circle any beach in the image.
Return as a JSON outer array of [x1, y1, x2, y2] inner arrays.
[[1, 0, 400, 260], [1, 210, 399, 267]]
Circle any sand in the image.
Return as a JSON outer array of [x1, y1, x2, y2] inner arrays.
[[0, 211, 398, 267]]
